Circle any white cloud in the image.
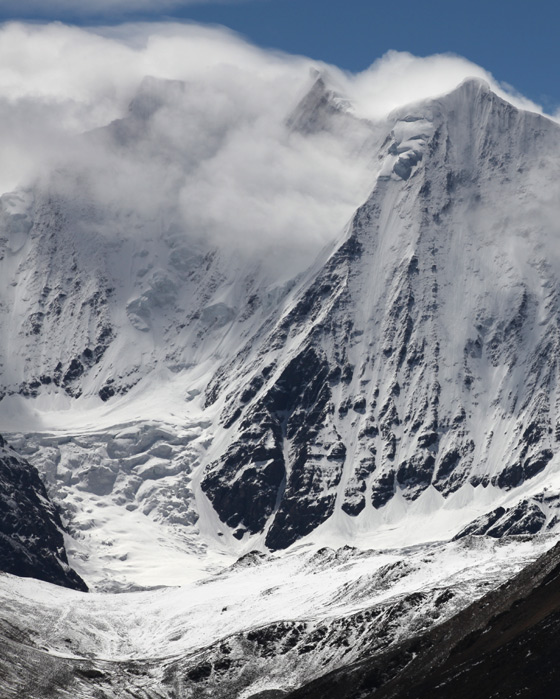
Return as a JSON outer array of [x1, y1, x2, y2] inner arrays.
[[344, 50, 543, 118], [0, 22, 548, 275]]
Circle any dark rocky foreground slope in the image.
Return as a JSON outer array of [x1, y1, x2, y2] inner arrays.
[[287, 539, 560, 699], [0, 434, 86, 591], [0, 538, 556, 699]]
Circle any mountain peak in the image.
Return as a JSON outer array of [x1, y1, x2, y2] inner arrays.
[[390, 76, 499, 125], [128, 75, 186, 121], [287, 69, 354, 134], [433, 75, 504, 115], [452, 76, 492, 95]]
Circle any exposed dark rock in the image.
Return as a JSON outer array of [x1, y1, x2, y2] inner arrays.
[[240, 375, 265, 404], [417, 431, 438, 449], [453, 507, 506, 540], [371, 471, 396, 509], [454, 500, 547, 540], [343, 456, 375, 516], [327, 441, 347, 461], [353, 396, 367, 413], [203, 345, 344, 549], [433, 440, 474, 495], [396, 453, 435, 500], [203, 435, 285, 534], [341, 494, 366, 517], [99, 381, 116, 402], [493, 448, 553, 489], [63, 358, 85, 384], [186, 662, 212, 682], [0, 436, 87, 591]]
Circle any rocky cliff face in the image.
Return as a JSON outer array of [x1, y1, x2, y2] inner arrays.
[[0, 434, 86, 590], [199, 78, 560, 547]]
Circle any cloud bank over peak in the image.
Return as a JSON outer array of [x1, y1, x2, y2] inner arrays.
[[0, 21, 547, 273]]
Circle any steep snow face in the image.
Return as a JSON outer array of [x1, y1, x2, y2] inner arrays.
[[1, 78, 560, 586], [202, 78, 560, 550]]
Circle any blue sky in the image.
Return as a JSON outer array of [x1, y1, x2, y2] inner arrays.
[[1, 0, 558, 112], [175, 0, 560, 112]]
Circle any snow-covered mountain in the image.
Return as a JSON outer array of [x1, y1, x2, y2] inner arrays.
[[4, 76, 560, 558], [201, 76, 560, 552], [1, 72, 560, 696]]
